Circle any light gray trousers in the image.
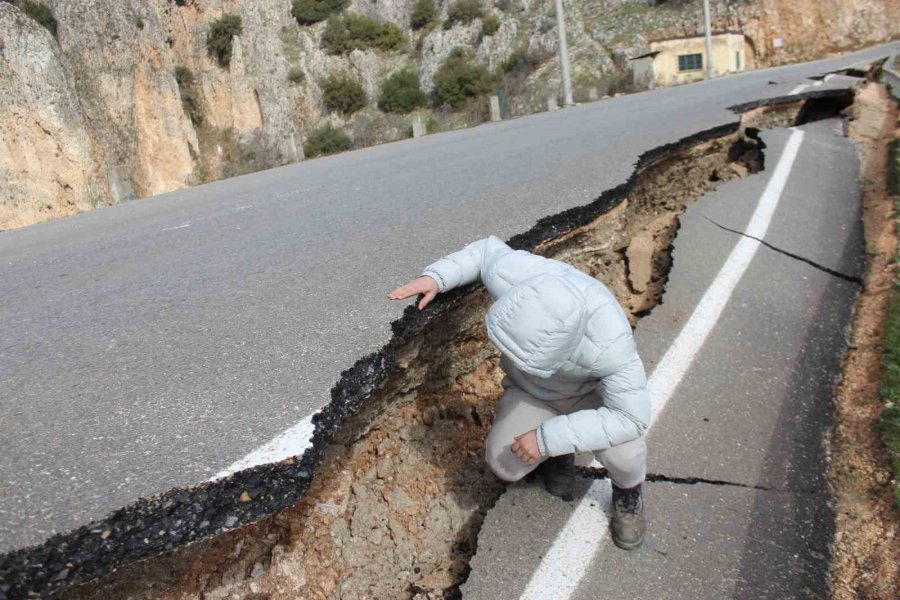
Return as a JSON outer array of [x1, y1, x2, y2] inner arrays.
[[485, 380, 647, 489]]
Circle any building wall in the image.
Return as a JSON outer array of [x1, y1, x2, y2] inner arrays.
[[650, 34, 755, 86]]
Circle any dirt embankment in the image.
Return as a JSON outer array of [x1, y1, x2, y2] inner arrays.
[[51, 105, 802, 600], [828, 81, 900, 599]]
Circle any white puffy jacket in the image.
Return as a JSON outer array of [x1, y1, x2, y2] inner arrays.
[[421, 235, 651, 457]]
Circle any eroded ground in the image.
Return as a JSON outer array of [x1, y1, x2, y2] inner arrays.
[[828, 81, 900, 599]]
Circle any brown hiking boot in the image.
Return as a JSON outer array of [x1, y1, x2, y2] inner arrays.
[[538, 454, 575, 501], [611, 483, 645, 550]]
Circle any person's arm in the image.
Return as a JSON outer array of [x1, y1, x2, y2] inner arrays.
[[535, 350, 651, 457], [419, 235, 506, 292], [390, 235, 560, 308]]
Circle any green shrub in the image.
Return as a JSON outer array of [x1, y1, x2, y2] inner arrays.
[[207, 13, 243, 67], [481, 14, 500, 36], [287, 66, 306, 84], [174, 65, 203, 126], [21, 1, 57, 37], [321, 13, 404, 55], [291, 0, 348, 26], [378, 70, 426, 113], [304, 124, 352, 157], [443, 0, 483, 30], [431, 48, 494, 110], [501, 47, 539, 74], [321, 74, 367, 115], [410, 0, 435, 30]]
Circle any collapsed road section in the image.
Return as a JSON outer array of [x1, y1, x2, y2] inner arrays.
[[0, 85, 860, 600]]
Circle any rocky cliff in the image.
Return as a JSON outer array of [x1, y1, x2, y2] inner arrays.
[[1, 0, 897, 230]]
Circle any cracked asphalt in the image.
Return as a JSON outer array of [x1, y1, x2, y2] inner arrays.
[[462, 121, 863, 599], [0, 43, 894, 558]]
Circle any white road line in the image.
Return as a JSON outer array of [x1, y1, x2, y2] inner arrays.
[[789, 83, 808, 95], [209, 413, 318, 481], [519, 128, 805, 600]]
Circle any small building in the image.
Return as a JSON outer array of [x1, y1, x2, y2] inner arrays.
[[633, 31, 756, 88]]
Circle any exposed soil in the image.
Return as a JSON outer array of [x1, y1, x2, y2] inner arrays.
[[52, 111, 780, 600], [828, 81, 900, 599]]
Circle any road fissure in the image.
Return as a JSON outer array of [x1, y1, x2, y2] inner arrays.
[[702, 214, 864, 285]]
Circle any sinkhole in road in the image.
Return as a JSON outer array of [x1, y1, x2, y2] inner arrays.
[[55, 95, 845, 600]]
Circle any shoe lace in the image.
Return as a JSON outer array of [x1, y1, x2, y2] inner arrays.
[[615, 489, 640, 515]]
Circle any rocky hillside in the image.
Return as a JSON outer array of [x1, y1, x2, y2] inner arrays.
[[1, 0, 897, 230]]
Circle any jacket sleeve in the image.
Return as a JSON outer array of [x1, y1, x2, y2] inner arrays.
[[421, 235, 562, 295], [536, 351, 651, 456], [420, 236, 500, 292]]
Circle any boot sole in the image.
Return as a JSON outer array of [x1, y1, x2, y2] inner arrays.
[[612, 531, 644, 551]]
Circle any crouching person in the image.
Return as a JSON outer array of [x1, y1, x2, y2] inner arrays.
[[389, 235, 650, 550]]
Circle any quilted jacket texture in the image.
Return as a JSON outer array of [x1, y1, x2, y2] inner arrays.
[[421, 235, 651, 457]]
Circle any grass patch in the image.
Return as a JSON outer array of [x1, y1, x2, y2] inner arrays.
[[879, 139, 900, 507], [207, 13, 242, 68], [878, 284, 900, 507], [288, 66, 306, 84], [321, 13, 405, 55]]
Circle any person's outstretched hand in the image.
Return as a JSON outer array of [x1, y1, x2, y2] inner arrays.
[[389, 275, 439, 310]]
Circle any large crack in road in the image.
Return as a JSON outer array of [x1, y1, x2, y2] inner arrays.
[[0, 87, 858, 600]]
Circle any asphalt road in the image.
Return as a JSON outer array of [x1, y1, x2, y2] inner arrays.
[[0, 43, 895, 554], [462, 121, 863, 599]]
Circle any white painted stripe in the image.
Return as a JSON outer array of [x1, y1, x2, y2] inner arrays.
[[209, 413, 318, 481], [519, 128, 805, 600], [788, 83, 808, 95]]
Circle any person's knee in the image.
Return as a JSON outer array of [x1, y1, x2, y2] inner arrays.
[[484, 443, 527, 482], [597, 438, 646, 471]]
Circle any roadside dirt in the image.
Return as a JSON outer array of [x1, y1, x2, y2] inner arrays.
[[57, 112, 791, 600], [828, 81, 900, 599]]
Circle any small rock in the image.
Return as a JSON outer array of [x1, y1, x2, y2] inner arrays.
[[100, 530, 111, 540], [250, 561, 265, 578], [239, 491, 251, 502], [376, 457, 394, 480], [224, 516, 238, 528]]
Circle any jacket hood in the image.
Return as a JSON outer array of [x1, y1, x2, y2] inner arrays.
[[485, 272, 589, 378]]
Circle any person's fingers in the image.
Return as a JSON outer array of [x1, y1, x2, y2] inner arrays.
[[390, 281, 420, 300], [418, 289, 438, 310]]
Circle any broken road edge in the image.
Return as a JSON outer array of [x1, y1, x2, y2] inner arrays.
[[0, 86, 855, 600]]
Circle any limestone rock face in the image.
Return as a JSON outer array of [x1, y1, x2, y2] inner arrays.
[[0, 3, 110, 230], [1, 0, 897, 229]]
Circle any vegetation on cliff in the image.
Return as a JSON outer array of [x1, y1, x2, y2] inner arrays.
[[206, 14, 243, 67]]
